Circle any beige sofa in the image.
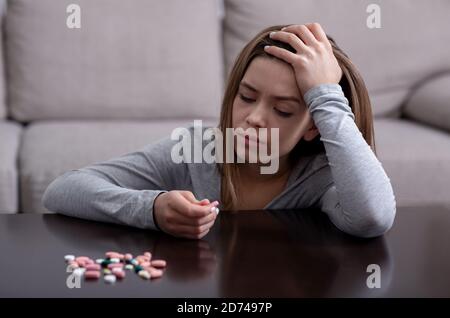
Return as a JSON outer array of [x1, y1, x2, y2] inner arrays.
[[1, 0, 449, 214]]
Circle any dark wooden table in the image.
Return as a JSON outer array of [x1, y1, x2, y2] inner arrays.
[[1, 206, 450, 297]]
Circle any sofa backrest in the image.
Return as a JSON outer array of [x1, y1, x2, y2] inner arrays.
[[5, 0, 224, 122], [222, 0, 450, 118]]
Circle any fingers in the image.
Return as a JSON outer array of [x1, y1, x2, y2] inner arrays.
[[161, 191, 220, 239], [264, 45, 298, 65], [173, 207, 218, 227], [304, 22, 329, 43], [269, 30, 308, 53], [173, 220, 215, 239], [279, 24, 317, 46], [198, 198, 210, 205], [169, 192, 213, 218], [179, 190, 200, 204], [267, 23, 332, 65]]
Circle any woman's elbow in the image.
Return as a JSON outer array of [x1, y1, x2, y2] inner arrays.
[[353, 204, 396, 238], [41, 171, 76, 212], [42, 178, 60, 212]]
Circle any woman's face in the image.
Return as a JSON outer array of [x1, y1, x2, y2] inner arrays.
[[232, 56, 319, 160]]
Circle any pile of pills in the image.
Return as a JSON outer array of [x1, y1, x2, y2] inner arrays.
[[65, 251, 167, 283]]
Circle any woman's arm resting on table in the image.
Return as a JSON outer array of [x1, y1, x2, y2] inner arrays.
[[305, 84, 396, 238]]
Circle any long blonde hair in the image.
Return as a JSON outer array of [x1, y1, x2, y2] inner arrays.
[[218, 25, 376, 211]]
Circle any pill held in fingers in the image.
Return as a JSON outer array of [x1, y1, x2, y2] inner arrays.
[[210, 207, 220, 214], [64, 251, 167, 284]]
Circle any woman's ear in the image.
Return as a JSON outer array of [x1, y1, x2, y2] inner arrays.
[[303, 121, 320, 141]]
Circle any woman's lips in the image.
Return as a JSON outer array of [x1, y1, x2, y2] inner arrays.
[[244, 135, 264, 145], [235, 130, 267, 145]]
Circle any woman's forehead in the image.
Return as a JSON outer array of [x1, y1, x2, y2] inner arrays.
[[241, 57, 300, 97]]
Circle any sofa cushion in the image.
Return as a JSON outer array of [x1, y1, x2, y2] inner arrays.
[[403, 73, 450, 133], [374, 118, 450, 207], [6, 0, 224, 122], [19, 120, 218, 213], [223, 0, 450, 118], [0, 121, 21, 213]]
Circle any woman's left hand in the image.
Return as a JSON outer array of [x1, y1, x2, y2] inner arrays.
[[265, 23, 343, 96]]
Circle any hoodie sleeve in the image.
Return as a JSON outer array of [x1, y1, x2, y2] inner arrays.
[[42, 135, 189, 231], [304, 84, 396, 238]]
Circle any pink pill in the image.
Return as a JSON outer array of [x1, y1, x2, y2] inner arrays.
[[107, 263, 124, 269], [151, 260, 167, 268], [85, 259, 94, 265], [105, 252, 122, 259], [75, 256, 89, 262], [85, 264, 101, 271], [84, 271, 100, 280], [144, 252, 152, 258], [124, 253, 133, 260], [149, 268, 163, 279], [113, 270, 126, 279], [140, 262, 151, 267], [77, 260, 87, 267]]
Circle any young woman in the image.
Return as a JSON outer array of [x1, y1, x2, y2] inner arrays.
[[43, 23, 396, 239]]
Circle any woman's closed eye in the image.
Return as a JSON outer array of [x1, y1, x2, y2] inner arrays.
[[274, 108, 293, 118], [239, 94, 293, 118], [239, 94, 255, 103]]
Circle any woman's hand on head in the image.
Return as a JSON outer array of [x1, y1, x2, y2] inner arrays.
[[265, 23, 343, 96], [153, 191, 219, 240]]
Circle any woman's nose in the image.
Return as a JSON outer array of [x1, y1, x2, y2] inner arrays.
[[246, 104, 267, 128]]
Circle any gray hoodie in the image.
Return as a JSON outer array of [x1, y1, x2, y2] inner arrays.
[[42, 84, 396, 238]]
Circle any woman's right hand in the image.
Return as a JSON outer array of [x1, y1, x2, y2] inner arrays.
[[153, 191, 219, 239]]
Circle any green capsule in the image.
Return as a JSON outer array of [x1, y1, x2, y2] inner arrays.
[[101, 260, 112, 268], [134, 265, 143, 273]]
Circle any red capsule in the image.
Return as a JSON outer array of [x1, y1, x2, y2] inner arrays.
[[85, 264, 101, 271], [148, 268, 163, 279], [105, 251, 122, 259], [84, 271, 100, 280], [107, 263, 124, 269], [113, 269, 126, 279], [151, 260, 167, 268]]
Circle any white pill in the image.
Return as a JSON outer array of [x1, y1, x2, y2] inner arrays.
[[125, 264, 134, 270], [138, 270, 151, 280], [64, 255, 75, 262], [104, 274, 116, 284], [110, 258, 120, 263], [215, 207, 220, 214], [95, 258, 104, 264]]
